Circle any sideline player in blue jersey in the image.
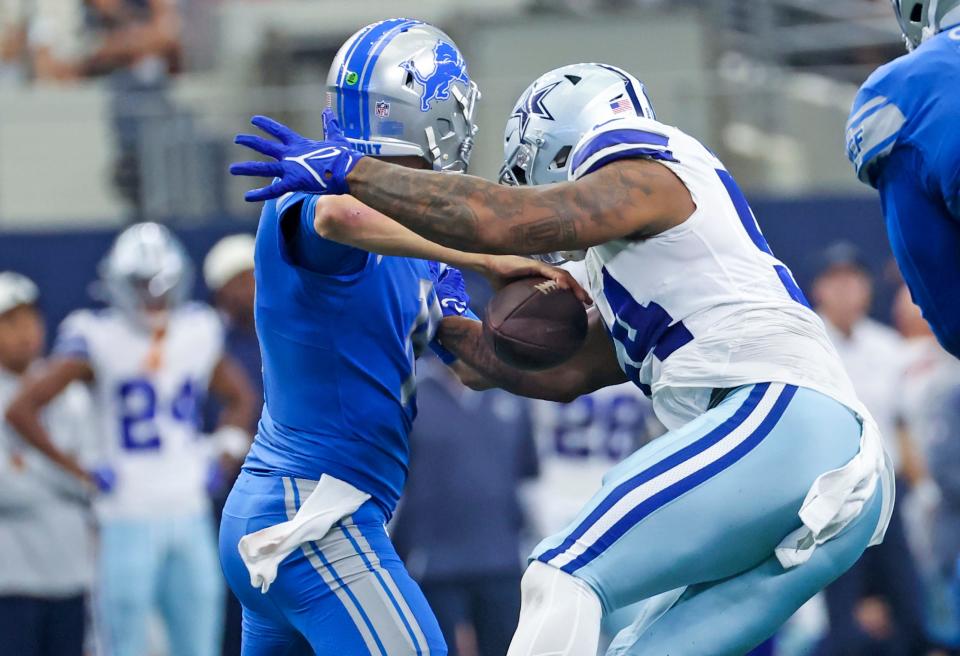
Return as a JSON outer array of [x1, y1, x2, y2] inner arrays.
[[218, 20, 582, 656], [845, 0, 960, 358]]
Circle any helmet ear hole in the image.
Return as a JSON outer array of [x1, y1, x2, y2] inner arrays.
[[909, 2, 923, 21], [511, 165, 528, 185], [550, 145, 572, 170], [403, 70, 415, 89], [436, 118, 455, 138]]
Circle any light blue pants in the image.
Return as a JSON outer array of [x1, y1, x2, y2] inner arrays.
[[530, 383, 887, 656], [98, 512, 224, 656]]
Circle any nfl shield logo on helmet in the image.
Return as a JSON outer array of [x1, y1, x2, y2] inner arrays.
[[375, 100, 391, 118]]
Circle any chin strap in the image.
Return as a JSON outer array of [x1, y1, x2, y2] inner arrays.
[[922, 0, 942, 43]]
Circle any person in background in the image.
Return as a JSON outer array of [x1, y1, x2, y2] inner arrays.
[[202, 233, 260, 656], [812, 243, 928, 656], [895, 284, 960, 647], [0, 272, 95, 656], [5, 223, 257, 656], [29, 0, 183, 216], [392, 357, 539, 656], [0, 0, 27, 84]]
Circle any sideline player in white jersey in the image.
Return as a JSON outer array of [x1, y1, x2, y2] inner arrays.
[[6, 223, 257, 656], [527, 380, 660, 541], [231, 64, 895, 655]]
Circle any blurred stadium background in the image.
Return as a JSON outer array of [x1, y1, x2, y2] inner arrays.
[[2, 0, 959, 655]]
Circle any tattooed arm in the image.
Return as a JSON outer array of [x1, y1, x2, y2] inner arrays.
[[346, 157, 695, 255], [437, 308, 628, 402], [312, 194, 590, 303]]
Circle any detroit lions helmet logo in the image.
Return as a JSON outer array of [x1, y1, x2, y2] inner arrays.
[[399, 41, 470, 112]]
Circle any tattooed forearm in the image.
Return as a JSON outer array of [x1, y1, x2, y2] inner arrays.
[[347, 156, 693, 256], [510, 217, 578, 253]]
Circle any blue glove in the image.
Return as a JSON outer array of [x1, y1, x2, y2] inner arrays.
[[230, 109, 364, 202], [88, 465, 116, 494], [428, 262, 470, 318], [428, 262, 471, 365]]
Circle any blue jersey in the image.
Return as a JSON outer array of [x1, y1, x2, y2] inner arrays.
[[846, 25, 960, 215], [845, 25, 960, 358], [243, 192, 442, 515]]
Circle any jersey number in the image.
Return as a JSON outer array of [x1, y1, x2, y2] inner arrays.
[[717, 168, 809, 307], [602, 268, 693, 393], [400, 279, 442, 406], [117, 378, 201, 451]]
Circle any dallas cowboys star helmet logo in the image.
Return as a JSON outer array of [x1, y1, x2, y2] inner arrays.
[[511, 81, 561, 139]]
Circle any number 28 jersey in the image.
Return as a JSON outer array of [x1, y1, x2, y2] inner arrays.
[[570, 116, 860, 429], [55, 304, 224, 520]]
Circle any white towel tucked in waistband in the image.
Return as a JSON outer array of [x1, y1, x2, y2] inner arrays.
[[238, 474, 370, 593], [775, 412, 895, 569]]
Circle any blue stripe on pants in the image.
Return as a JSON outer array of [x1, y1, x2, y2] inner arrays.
[[538, 384, 786, 570]]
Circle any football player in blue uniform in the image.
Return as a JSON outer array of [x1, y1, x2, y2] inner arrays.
[[218, 19, 579, 656], [845, 0, 960, 358]]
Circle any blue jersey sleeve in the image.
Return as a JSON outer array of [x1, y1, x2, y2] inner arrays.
[[277, 192, 368, 276], [921, 110, 960, 220], [845, 74, 908, 188]]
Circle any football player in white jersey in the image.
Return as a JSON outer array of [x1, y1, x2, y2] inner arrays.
[[6, 223, 257, 656], [231, 65, 895, 655]]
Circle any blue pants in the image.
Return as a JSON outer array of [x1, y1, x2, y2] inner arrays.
[[531, 383, 887, 655], [219, 471, 446, 655], [98, 513, 224, 656]]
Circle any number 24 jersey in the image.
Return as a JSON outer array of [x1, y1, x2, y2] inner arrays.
[[54, 304, 224, 520]]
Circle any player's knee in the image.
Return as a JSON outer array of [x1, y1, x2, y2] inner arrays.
[[519, 560, 602, 615]]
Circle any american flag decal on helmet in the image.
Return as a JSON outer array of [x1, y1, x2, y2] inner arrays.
[[610, 95, 635, 114]]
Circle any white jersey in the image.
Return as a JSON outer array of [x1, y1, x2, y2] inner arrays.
[[569, 116, 860, 429], [55, 303, 224, 520], [527, 382, 663, 539]]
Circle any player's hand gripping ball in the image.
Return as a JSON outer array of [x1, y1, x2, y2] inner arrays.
[[483, 276, 588, 371]]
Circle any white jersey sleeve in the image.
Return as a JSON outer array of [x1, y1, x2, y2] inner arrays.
[[52, 309, 100, 363], [567, 116, 860, 428]]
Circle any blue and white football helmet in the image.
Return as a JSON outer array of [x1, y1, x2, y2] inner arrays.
[[891, 0, 960, 49], [99, 222, 193, 325], [499, 63, 656, 263], [326, 19, 480, 172]]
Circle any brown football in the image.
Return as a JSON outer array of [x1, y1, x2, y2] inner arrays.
[[483, 276, 589, 371]]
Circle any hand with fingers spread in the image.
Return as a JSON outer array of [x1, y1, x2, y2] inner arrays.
[[230, 109, 363, 202]]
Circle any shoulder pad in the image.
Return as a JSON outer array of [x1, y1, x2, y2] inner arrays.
[[569, 116, 680, 181]]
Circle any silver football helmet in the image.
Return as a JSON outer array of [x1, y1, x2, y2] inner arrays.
[[500, 63, 656, 263], [326, 19, 480, 172], [891, 0, 960, 49], [99, 223, 193, 324]]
